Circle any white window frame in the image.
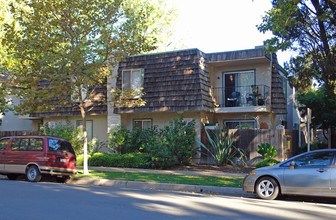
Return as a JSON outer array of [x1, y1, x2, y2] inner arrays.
[[223, 70, 256, 106], [133, 119, 152, 130], [223, 119, 257, 129], [122, 69, 144, 99]]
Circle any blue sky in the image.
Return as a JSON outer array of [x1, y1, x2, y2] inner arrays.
[[169, 0, 293, 66]]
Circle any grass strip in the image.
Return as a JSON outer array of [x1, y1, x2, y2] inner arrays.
[[75, 170, 243, 188]]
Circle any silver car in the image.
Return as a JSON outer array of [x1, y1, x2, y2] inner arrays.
[[243, 149, 336, 200]]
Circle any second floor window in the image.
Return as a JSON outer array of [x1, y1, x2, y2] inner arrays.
[[122, 69, 144, 98]]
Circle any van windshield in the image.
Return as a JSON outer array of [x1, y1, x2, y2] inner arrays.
[[48, 138, 75, 155]]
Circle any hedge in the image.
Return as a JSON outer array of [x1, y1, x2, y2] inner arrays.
[[77, 152, 152, 168]]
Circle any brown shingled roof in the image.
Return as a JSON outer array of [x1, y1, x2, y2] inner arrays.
[[114, 49, 214, 114]]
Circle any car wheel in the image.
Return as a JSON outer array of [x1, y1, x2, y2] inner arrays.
[[7, 174, 19, 180], [255, 177, 279, 200], [26, 166, 42, 182]]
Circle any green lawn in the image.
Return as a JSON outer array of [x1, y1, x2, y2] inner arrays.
[[75, 170, 244, 188]]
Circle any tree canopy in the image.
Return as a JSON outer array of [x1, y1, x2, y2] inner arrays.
[[1, 0, 174, 174], [258, 0, 336, 97], [297, 86, 336, 130]]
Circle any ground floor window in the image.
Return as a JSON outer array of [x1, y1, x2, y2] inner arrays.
[[76, 120, 93, 141], [223, 120, 256, 129], [133, 119, 152, 130]]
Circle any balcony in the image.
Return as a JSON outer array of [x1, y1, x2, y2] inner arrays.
[[211, 85, 271, 113]]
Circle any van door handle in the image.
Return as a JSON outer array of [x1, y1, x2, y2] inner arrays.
[[1, 152, 5, 155], [317, 169, 327, 173]]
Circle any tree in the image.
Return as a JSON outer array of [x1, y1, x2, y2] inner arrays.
[[258, 0, 336, 97], [297, 86, 336, 132], [2, 0, 174, 174]]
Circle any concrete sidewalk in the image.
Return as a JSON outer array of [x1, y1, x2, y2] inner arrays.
[[69, 166, 251, 196]]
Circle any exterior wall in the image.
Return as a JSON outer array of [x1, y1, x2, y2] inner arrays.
[[0, 96, 32, 131], [210, 61, 271, 89], [42, 115, 108, 142], [212, 112, 274, 129]]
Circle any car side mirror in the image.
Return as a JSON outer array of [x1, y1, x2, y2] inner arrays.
[[289, 161, 296, 170]]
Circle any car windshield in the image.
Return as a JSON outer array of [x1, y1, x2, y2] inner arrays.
[[48, 138, 75, 155]]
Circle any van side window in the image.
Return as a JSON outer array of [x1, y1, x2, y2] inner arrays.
[[11, 139, 21, 151], [20, 138, 29, 151], [48, 138, 75, 155], [11, 138, 43, 151], [0, 139, 9, 150], [29, 138, 43, 151]]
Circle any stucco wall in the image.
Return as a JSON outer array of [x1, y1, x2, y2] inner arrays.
[[210, 61, 271, 89], [0, 96, 32, 131], [42, 115, 108, 142]]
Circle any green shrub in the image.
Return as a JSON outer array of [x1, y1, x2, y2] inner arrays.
[[255, 158, 280, 168], [160, 116, 196, 165], [42, 121, 84, 155], [88, 152, 151, 168], [76, 154, 92, 166], [107, 115, 197, 169], [88, 138, 107, 155], [108, 125, 128, 153], [298, 142, 328, 154], [257, 143, 278, 159], [198, 122, 246, 166]]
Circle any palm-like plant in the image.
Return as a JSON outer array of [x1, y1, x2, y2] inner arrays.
[[198, 122, 245, 166]]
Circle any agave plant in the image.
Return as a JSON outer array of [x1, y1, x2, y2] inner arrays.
[[198, 122, 245, 166]]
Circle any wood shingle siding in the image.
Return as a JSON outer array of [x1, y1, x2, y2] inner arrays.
[[270, 53, 287, 114], [206, 47, 270, 62], [114, 49, 214, 114], [30, 82, 107, 117]]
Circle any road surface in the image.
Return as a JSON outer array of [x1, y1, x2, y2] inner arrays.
[[0, 179, 335, 220]]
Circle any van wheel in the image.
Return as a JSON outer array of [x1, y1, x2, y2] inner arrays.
[[7, 174, 19, 180], [26, 166, 42, 182]]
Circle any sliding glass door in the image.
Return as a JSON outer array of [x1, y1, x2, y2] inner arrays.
[[223, 70, 255, 107]]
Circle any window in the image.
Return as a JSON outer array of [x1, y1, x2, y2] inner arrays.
[[282, 151, 333, 167], [122, 69, 144, 98], [29, 139, 43, 151], [133, 119, 152, 130], [48, 138, 75, 155], [71, 85, 88, 103], [223, 70, 255, 107], [10, 138, 43, 151], [224, 120, 256, 129], [76, 120, 93, 142], [0, 138, 9, 150]]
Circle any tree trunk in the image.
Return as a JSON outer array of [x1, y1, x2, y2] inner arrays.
[[80, 102, 89, 175]]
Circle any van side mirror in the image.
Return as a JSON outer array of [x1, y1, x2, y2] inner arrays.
[[289, 161, 296, 170]]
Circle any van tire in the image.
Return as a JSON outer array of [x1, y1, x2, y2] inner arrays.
[[26, 166, 42, 182]]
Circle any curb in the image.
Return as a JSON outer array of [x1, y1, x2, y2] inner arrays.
[[67, 177, 251, 196]]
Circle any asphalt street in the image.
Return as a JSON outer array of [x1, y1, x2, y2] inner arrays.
[[1, 179, 336, 220]]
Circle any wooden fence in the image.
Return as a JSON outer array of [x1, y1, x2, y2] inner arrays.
[[200, 128, 300, 164]]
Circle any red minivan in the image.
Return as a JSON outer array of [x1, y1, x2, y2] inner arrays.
[[0, 136, 76, 182]]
